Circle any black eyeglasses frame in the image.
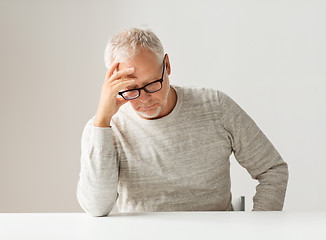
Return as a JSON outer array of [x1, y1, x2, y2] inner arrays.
[[118, 59, 166, 100]]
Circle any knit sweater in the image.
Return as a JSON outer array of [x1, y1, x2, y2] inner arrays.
[[76, 86, 288, 216]]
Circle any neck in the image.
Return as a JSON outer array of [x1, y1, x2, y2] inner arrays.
[[160, 86, 177, 118]]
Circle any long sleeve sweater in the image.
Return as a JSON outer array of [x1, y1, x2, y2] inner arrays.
[[76, 86, 288, 216]]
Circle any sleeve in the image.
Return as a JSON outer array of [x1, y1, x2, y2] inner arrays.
[[76, 116, 119, 216], [217, 91, 289, 211]]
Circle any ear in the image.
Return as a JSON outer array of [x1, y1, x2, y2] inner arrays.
[[164, 54, 171, 75]]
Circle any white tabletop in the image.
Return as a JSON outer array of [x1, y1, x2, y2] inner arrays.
[[0, 211, 325, 240]]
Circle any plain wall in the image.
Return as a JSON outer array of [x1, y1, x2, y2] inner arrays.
[[1, 0, 325, 212]]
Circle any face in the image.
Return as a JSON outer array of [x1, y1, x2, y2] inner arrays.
[[117, 49, 174, 119]]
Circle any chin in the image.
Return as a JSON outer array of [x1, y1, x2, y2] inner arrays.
[[136, 105, 164, 119]]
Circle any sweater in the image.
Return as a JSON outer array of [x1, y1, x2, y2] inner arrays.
[[76, 86, 288, 216]]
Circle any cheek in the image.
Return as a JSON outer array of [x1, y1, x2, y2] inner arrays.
[[130, 99, 140, 108], [147, 91, 165, 102], [154, 91, 167, 103]]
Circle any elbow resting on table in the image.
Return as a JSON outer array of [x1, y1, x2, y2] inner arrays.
[[86, 208, 111, 217], [77, 193, 115, 217], [76, 184, 117, 217]]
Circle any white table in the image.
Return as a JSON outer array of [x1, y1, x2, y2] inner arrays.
[[1, 211, 325, 240]]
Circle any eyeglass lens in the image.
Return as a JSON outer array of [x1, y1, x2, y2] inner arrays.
[[122, 81, 162, 99]]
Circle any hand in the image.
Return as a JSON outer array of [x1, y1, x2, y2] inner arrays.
[[94, 61, 135, 127]]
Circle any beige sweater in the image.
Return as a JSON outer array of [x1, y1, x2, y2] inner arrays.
[[76, 86, 288, 216]]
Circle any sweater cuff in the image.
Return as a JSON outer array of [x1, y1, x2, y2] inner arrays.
[[91, 125, 113, 151]]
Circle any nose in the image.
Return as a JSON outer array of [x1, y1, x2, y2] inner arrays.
[[137, 89, 152, 103]]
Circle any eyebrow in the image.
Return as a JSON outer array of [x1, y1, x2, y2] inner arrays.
[[128, 75, 161, 89]]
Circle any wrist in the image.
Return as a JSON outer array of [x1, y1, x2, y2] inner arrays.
[[94, 115, 112, 128]]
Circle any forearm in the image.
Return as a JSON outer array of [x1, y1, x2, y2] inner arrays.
[[252, 161, 289, 211], [236, 131, 289, 211], [76, 118, 119, 216]]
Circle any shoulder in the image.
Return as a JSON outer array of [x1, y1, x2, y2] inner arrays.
[[174, 85, 216, 96], [173, 85, 230, 105]]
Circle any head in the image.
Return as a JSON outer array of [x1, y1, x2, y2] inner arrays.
[[104, 27, 175, 119]]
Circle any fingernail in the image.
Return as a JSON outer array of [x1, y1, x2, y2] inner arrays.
[[129, 67, 134, 71]]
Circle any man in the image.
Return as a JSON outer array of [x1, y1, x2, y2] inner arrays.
[[76, 27, 288, 217]]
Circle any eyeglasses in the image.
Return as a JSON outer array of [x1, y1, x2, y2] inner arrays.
[[118, 59, 165, 100]]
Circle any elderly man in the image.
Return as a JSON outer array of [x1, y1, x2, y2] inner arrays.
[[76, 27, 288, 217]]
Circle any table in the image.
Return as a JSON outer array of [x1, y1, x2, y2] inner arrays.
[[1, 211, 325, 240]]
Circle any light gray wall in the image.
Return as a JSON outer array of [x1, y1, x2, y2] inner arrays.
[[1, 0, 325, 212]]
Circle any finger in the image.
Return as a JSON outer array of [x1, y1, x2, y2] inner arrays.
[[111, 79, 136, 93], [110, 77, 136, 87], [108, 67, 135, 83], [105, 61, 119, 81], [116, 96, 129, 108]]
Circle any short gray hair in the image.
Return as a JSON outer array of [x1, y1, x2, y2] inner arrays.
[[104, 27, 164, 69]]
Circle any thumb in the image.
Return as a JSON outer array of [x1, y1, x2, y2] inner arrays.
[[116, 96, 129, 108]]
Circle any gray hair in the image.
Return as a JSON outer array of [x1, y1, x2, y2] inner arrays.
[[104, 27, 164, 69]]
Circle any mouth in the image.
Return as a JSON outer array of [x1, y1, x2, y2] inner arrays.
[[139, 104, 157, 110]]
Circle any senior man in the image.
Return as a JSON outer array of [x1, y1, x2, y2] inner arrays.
[[76, 27, 288, 216]]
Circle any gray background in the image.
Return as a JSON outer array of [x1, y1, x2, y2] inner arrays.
[[1, 0, 325, 212]]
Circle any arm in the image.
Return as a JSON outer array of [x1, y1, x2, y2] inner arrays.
[[218, 91, 289, 211], [76, 61, 136, 216], [76, 117, 119, 217]]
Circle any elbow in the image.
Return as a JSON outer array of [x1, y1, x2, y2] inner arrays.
[[76, 186, 117, 217], [278, 161, 289, 187], [78, 196, 116, 217], [86, 208, 111, 217], [258, 160, 289, 184]]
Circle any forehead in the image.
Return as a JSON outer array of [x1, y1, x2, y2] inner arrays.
[[118, 49, 161, 71], [117, 51, 162, 85]]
